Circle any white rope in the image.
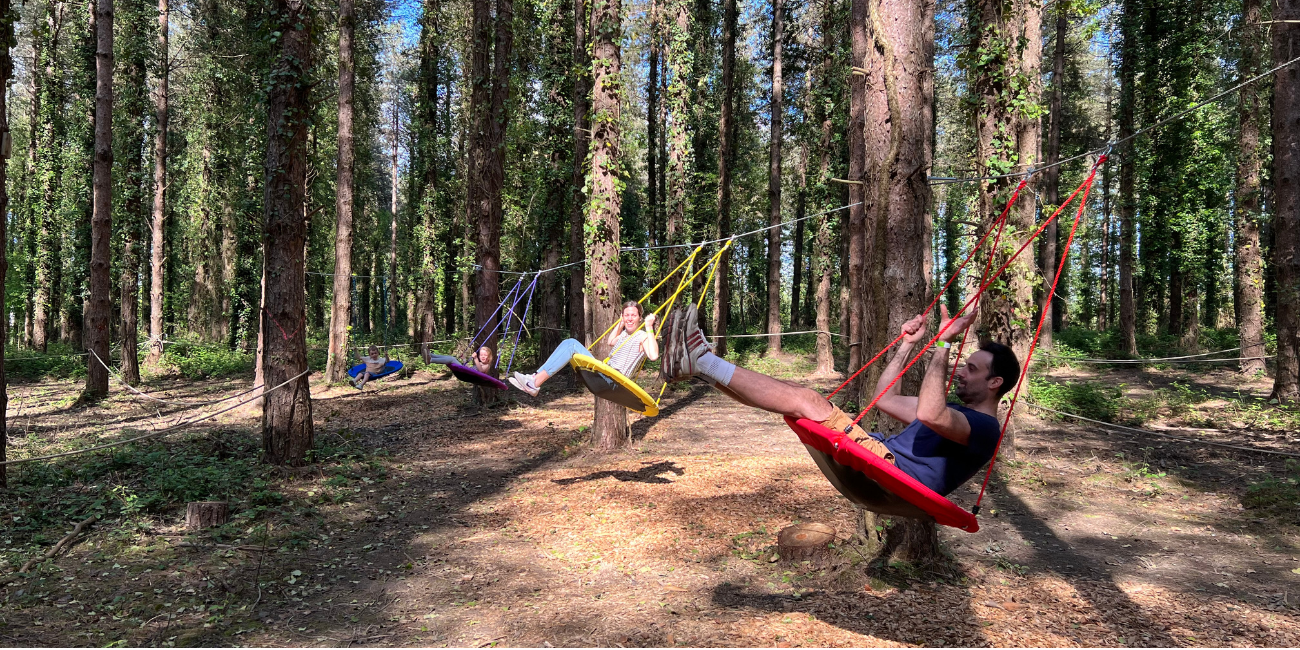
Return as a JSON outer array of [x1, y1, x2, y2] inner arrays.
[[89, 349, 268, 409], [1, 368, 312, 466], [935, 52, 1300, 185], [1040, 346, 1275, 364], [1026, 402, 1300, 459], [478, 202, 860, 276], [705, 329, 844, 339]]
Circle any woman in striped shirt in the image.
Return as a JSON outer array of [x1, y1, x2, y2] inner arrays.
[[508, 301, 659, 396]]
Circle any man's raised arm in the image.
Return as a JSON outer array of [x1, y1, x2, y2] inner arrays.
[[915, 305, 977, 444], [873, 314, 926, 425]]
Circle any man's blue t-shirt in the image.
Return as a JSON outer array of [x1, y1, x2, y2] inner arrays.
[[868, 403, 1001, 496]]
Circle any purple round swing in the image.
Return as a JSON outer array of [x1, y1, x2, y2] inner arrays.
[[447, 362, 509, 391], [443, 274, 537, 392]]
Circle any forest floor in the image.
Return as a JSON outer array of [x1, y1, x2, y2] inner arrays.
[[2, 352, 1300, 647]]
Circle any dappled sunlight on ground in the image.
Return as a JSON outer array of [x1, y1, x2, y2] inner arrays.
[[2, 360, 1300, 646]]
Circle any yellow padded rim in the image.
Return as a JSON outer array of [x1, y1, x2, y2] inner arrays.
[[569, 354, 659, 417]]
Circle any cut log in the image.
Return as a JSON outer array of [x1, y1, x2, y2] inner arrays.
[[186, 501, 229, 531], [777, 522, 836, 566]]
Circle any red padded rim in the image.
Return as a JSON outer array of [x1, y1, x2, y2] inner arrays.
[[785, 416, 980, 532], [448, 363, 509, 391]]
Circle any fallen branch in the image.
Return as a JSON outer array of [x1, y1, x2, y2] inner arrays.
[[0, 514, 98, 584]]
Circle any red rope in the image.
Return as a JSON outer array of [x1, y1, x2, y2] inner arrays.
[[946, 189, 1016, 394], [828, 178, 1030, 400], [972, 155, 1106, 512], [847, 162, 1102, 431]]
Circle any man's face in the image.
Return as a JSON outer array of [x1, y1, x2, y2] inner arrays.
[[621, 306, 641, 332], [952, 349, 1001, 404]]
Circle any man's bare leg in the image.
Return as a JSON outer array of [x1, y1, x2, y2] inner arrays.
[[712, 366, 835, 422]]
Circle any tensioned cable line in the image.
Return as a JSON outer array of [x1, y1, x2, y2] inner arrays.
[[932, 52, 1300, 185], [0, 368, 312, 466], [1027, 401, 1300, 459], [89, 349, 269, 409], [706, 329, 845, 339], [1039, 346, 1275, 364], [478, 201, 861, 277], [1048, 355, 1275, 365]]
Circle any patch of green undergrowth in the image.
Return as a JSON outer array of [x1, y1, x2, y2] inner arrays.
[[1243, 460, 1300, 523], [1026, 376, 1123, 421], [4, 344, 90, 380], [160, 341, 254, 379]]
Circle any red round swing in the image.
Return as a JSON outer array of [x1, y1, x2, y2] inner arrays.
[[796, 156, 1106, 531]]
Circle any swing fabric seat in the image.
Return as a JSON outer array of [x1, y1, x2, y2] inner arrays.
[[348, 360, 404, 381], [570, 354, 659, 417], [447, 362, 509, 391], [784, 416, 980, 532]]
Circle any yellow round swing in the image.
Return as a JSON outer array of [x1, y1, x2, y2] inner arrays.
[[571, 240, 732, 416]]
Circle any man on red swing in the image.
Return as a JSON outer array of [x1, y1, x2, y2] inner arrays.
[[660, 303, 1019, 497]]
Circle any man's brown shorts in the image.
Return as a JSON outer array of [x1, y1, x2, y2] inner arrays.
[[819, 406, 896, 464]]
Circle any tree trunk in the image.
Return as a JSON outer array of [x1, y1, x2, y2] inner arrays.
[[587, 0, 626, 450], [467, 0, 514, 402], [0, 0, 12, 486], [32, 2, 65, 354], [118, 20, 147, 388], [1273, 0, 1300, 401], [146, 0, 167, 367], [1117, 0, 1138, 356], [84, 0, 112, 399], [973, 0, 1041, 434], [1039, 3, 1066, 348], [568, 0, 589, 345], [1235, 0, 1267, 375], [663, 0, 690, 274], [845, 0, 869, 401], [121, 220, 140, 385], [813, 2, 835, 376], [1099, 96, 1112, 331], [326, 0, 356, 384], [414, 0, 441, 347], [712, 0, 737, 356], [861, 511, 941, 565], [765, 0, 784, 356], [647, 0, 660, 252], [791, 142, 806, 328], [389, 106, 400, 330], [863, 0, 933, 438], [260, 0, 314, 466]]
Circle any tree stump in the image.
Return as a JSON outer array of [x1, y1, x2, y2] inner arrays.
[[186, 502, 229, 531], [777, 522, 836, 566]]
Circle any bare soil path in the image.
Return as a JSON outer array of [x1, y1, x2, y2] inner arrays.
[[2, 361, 1299, 647]]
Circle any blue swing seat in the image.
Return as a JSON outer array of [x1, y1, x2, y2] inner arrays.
[[348, 360, 404, 381]]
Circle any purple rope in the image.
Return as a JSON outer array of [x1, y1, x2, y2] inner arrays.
[[497, 273, 538, 370], [505, 276, 539, 374], [467, 276, 524, 359]]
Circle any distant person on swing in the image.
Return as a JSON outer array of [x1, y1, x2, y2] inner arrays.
[[354, 345, 390, 390], [421, 343, 496, 374], [659, 303, 1019, 497], [508, 301, 660, 397]]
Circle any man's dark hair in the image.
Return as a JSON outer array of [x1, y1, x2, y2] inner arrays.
[[979, 341, 1020, 398]]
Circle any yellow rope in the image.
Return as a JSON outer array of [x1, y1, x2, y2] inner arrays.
[[606, 243, 730, 364], [592, 245, 705, 347], [696, 238, 732, 309]]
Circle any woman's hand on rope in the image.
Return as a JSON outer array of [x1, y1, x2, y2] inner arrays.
[[937, 305, 978, 343], [644, 312, 657, 330]]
